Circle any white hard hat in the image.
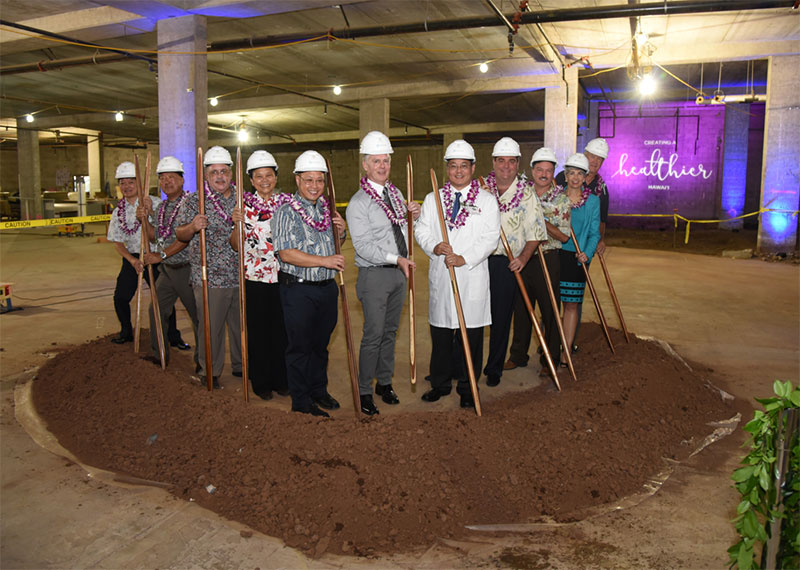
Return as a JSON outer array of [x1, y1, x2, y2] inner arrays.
[[584, 138, 609, 159], [530, 147, 558, 167], [156, 156, 184, 174], [293, 150, 328, 174], [444, 139, 476, 162], [565, 153, 590, 173], [115, 161, 136, 179], [360, 131, 393, 155], [492, 137, 521, 157], [203, 146, 233, 166], [246, 150, 278, 175]]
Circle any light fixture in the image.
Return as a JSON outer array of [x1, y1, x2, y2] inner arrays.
[[115, 111, 124, 122], [237, 123, 249, 142], [210, 97, 219, 107], [25, 114, 34, 123], [333, 85, 342, 96], [638, 75, 656, 96], [479, 62, 489, 73], [323, 104, 328, 115]]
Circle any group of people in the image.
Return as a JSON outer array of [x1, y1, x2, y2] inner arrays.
[[106, 132, 611, 417]]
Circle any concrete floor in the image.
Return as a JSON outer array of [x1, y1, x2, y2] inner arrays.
[[1, 223, 798, 569]]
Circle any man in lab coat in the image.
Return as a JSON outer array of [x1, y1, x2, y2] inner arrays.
[[414, 139, 500, 409]]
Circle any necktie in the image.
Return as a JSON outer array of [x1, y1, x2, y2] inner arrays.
[[450, 191, 462, 223], [383, 187, 408, 258]]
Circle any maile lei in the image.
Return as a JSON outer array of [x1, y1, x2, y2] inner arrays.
[[157, 192, 187, 238], [442, 179, 480, 230], [116, 199, 140, 236], [567, 184, 592, 209], [360, 177, 407, 226], [243, 191, 292, 219], [485, 171, 526, 213], [288, 195, 332, 232], [204, 181, 233, 225]]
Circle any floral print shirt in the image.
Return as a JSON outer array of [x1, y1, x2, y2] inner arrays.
[[536, 185, 572, 252], [242, 196, 283, 284]]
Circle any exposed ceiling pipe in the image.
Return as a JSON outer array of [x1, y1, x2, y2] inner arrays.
[[205, 0, 793, 52]]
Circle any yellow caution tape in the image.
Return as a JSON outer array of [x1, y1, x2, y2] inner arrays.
[[0, 214, 111, 230]]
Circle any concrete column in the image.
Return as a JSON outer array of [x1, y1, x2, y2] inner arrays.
[[359, 98, 390, 142], [87, 134, 103, 198], [720, 103, 750, 230], [757, 55, 800, 254], [544, 66, 579, 166], [157, 15, 207, 193], [15, 118, 42, 220]]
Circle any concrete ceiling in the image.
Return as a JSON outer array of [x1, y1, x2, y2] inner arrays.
[[0, 0, 797, 148]]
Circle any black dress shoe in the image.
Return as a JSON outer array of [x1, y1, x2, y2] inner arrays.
[[255, 390, 273, 401], [111, 334, 132, 344], [141, 355, 161, 366], [360, 395, 379, 416], [170, 340, 191, 350], [486, 374, 501, 387], [460, 394, 476, 409], [212, 377, 222, 390], [375, 383, 399, 405], [232, 370, 243, 378], [293, 405, 330, 418], [421, 388, 450, 402], [274, 387, 289, 397], [312, 393, 340, 410], [195, 363, 202, 374]]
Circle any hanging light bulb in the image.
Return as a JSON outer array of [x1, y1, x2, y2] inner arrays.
[[237, 123, 249, 142], [639, 74, 656, 96], [209, 97, 219, 107], [333, 85, 342, 96], [479, 62, 489, 73], [115, 111, 124, 122], [25, 114, 34, 123]]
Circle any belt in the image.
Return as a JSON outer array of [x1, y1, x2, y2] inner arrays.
[[370, 264, 398, 269], [164, 261, 190, 269], [535, 248, 559, 256], [278, 271, 334, 286]]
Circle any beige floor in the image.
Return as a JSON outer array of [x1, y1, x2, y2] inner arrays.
[[1, 224, 798, 569]]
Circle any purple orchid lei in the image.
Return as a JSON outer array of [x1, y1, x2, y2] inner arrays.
[[157, 192, 187, 238], [485, 171, 526, 213], [442, 179, 480, 230], [204, 181, 234, 225], [567, 184, 592, 209], [243, 191, 292, 219], [359, 177, 407, 226], [116, 199, 141, 236], [288, 194, 332, 232]]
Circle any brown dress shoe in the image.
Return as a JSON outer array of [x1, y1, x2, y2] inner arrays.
[[503, 359, 525, 370]]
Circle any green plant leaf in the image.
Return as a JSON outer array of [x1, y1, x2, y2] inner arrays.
[[737, 500, 752, 514], [758, 466, 771, 491], [733, 465, 756, 482], [774, 380, 787, 398], [790, 390, 800, 407], [737, 539, 754, 569], [743, 510, 760, 538]]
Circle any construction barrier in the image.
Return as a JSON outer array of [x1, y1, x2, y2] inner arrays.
[[0, 214, 111, 231]]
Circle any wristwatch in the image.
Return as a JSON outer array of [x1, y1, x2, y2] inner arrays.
[[160, 251, 167, 260]]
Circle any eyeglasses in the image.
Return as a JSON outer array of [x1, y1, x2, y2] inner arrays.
[[299, 177, 325, 185]]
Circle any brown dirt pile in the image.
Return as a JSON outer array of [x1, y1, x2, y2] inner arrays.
[[32, 324, 733, 558]]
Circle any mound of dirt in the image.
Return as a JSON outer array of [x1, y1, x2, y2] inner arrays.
[[32, 325, 734, 558]]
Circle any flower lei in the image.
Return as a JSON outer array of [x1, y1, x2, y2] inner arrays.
[[442, 179, 480, 230], [157, 192, 187, 238], [288, 195, 332, 232], [593, 174, 607, 197], [360, 177, 407, 226], [243, 191, 292, 219], [567, 184, 592, 209], [204, 181, 233, 225], [485, 171, 526, 213], [116, 199, 140, 236], [533, 182, 564, 203]]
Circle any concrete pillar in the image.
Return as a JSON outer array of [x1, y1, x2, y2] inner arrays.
[[157, 15, 207, 193], [16, 118, 42, 220], [720, 103, 750, 230], [87, 134, 103, 198], [359, 98, 390, 142], [757, 55, 800, 254], [544, 66, 579, 167]]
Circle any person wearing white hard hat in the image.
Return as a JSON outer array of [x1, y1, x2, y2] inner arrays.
[[229, 150, 290, 400], [345, 131, 421, 415], [107, 160, 161, 344], [175, 146, 242, 388], [559, 153, 601, 366], [506, 147, 572, 375], [272, 150, 347, 417], [415, 139, 500, 409], [139, 156, 198, 367], [481, 137, 547, 388]]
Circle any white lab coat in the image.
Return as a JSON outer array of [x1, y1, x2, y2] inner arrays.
[[414, 186, 500, 329]]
